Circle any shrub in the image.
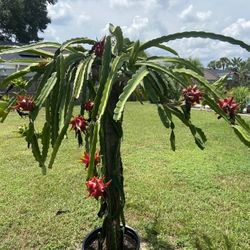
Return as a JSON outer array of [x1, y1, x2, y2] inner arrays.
[[228, 86, 250, 112]]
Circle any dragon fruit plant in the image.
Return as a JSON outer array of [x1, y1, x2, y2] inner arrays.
[[1, 25, 250, 249]]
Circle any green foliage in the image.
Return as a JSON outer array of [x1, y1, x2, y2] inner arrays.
[[114, 66, 149, 121], [233, 124, 250, 147], [207, 60, 217, 69], [1, 106, 250, 249], [0, 96, 15, 122], [228, 86, 250, 112], [0, 0, 57, 43], [1, 25, 250, 250], [11, 77, 27, 88], [0, 63, 39, 88], [41, 122, 50, 163], [147, 56, 204, 75], [151, 43, 179, 56], [157, 106, 170, 128], [230, 57, 244, 69], [140, 31, 250, 52], [0, 41, 60, 57], [73, 57, 94, 99], [48, 98, 75, 169], [0, 99, 9, 122], [186, 57, 204, 71], [207, 57, 231, 70], [109, 23, 124, 55], [17, 124, 29, 137], [0, 26, 249, 181], [208, 57, 242, 70], [34, 72, 57, 110], [97, 53, 130, 119], [207, 56, 250, 88], [91, 36, 112, 120], [219, 57, 231, 70], [60, 37, 96, 51], [87, 122, 100, 179]]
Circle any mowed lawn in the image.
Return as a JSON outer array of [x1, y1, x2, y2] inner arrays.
[[0, 102, 250, 250]]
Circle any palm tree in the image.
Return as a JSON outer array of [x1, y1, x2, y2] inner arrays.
[[207, 60, 217, 69], [208, 58, 230, 70], [219, 57, 230, 70], [1, 27, 250, 249], [237, 61, 250, 86], [215, 60, 222, 69], [227, 57, 250, 86], [229, 57, 244, 70]]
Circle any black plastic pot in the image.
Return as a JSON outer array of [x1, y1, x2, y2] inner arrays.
[[82, 226, 140, 250]]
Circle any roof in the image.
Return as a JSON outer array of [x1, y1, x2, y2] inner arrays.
[[212, 69, 230, 77], [0, 41, 20, 46], [1, 52, 41, 61], [203, 68, 232, 82], [0, 41, 41, 61], [203, 69, 220, 81], [0, 41, 58, 61]]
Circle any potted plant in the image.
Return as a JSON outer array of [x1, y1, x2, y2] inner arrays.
[[0, 25, 250, 249]]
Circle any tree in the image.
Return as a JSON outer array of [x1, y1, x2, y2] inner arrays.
[[187, 57, 204, 70], [207, 60, 217, 69], [215, 60, 222, 69], [236, 62, 250, 87], [207, 58, 230, 70], [0, 0, 57, 43], [219, 57, 230, 70], [227, 57, 250, 87], [229, 57, 244, 70], [1, 29, 250, 249]]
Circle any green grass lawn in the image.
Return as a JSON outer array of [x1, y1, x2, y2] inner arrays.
[[0, 102, 250, 250]]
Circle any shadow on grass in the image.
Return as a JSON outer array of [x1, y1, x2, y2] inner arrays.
[[142, 216, 175, 250], [143, 228, 234, 250], [194, 234, 233, 250], [142, 214, 234, 250]]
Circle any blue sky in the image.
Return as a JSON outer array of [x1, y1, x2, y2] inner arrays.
[[41, 0, 250, 66]]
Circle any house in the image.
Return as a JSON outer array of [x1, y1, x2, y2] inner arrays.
[[0, 41, 54, 95], [203, 68, 238, 88], [203, 69, 220, 82], [0, 41, 41, 79]]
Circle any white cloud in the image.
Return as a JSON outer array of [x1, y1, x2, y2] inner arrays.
[[47, 1, 90, 25], [223, 18, 250, 42], [168, 0, 183, 8], [179, 4, 212, 22], [101, 0, 168, 40], [179, 4, 193, 20], [122, 16, 149, 39], [47, 2, 72, 23], [41, 0, 250, 65], [77, 14, 91, 25], [42, 26, 60, 42], [196, 10, 212, 21], [109, 0, 133, 8], [109, 0, 160, 9], [101, 16, 149, 39], [142, 0, 159, 10], [168, 37, 249, 67]]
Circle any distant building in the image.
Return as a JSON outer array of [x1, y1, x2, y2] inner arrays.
[[203, 68, 242, 88], [0, 41, 52, 95], [0, 41, 41, 80], [203, 69, 221, 82]]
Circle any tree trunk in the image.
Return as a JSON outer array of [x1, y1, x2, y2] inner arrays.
[[101, 80, 124, 249]]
